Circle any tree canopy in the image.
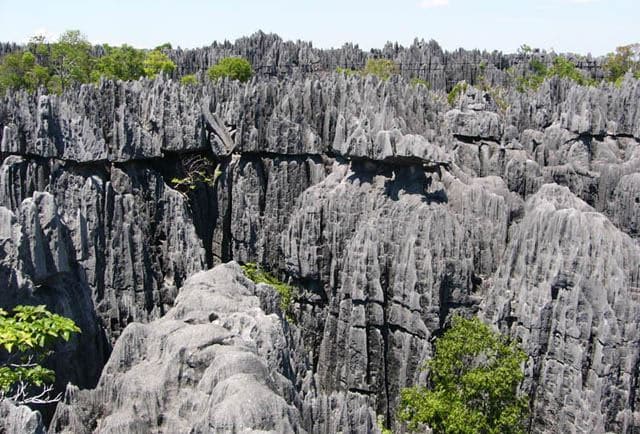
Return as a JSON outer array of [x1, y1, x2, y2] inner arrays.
[[363, 58, 399, 80], [0, 305, 80, 404], [0, 30, 179, 94], [604, 44, 640, 85], [207, 57, 253, 82], [398, 316, 529, 434]]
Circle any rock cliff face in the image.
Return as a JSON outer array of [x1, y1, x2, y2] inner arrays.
[[0, 38, 639, 433]]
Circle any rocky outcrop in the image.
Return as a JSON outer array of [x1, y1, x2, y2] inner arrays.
[[0, 43, 638, 432], [50, 262, 304, 433], [483, 184, 640, 433], [0, 400, 46, 434]]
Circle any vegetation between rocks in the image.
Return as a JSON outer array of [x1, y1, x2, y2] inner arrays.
[[207, 56, 253, 82], [241, 263, 297, 318], [398, 316, 529, 434]]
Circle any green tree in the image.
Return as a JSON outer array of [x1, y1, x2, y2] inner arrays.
[[92, 44, 146, 81], [143, 49, 176, 78], [0, 51, 51, 94], [0, 305, 80, 404], [447, 80, 468, 105], [180, 73, 198, 86], [547, 57, 591, 85], [398, 316, 529, 434], [154, 42, 172, 51], [207, 57, 253, 82], [604, 44, 640, 85], [363, 58, 399, 80], [50, 30, 94, 89]]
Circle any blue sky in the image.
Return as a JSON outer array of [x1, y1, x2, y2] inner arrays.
[[0, 0, 637, 56]]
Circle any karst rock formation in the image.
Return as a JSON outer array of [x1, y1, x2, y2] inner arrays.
[[1, 33, 639, 434]]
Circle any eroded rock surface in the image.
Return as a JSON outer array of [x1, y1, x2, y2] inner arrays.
[[50, 262, 304, 434], [0, 38, 639, 433]]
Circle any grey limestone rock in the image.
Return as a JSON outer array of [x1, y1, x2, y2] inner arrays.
[[483, 184, 640, 433], [0, 400, 46, 434], [0, 41, 638, 433], [50, 262, 304, 434]]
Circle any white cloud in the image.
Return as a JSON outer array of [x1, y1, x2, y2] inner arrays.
[[418, 0, 449, 9]]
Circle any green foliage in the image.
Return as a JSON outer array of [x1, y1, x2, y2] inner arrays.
[[397, 316, 528, 434], [143, 49, 176, 78], [447, 80, 468, 106], [604, 43, 640, 85], [335, 66, 359, 76], [170, 169, 217, 191], [514, 59, 547, 92], [518, 44, 533, 55], [377, 414, 394, 434], [92, 44, 145, 82], [50, 30, 94, 89], [154, 42, 172, 51], [547, 57, 592, 86], [170, 155, 219, 193], [410, 77, 430, 88], [180, 74, 198, 86], [208, 57, 253, 83], [0, 305, 80, 402], [514, 56, 593, 92], [0, 30, 181, 92], [363, 58, 399, 80], [241, 263, 297, 317]]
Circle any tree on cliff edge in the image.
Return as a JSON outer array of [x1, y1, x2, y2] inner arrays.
[[398, 316, 529, 434]]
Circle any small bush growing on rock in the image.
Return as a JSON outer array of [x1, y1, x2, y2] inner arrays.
[[603, 43, 640, 85], [0, 305, 80, 404], [143, 49, 176, 78], [241, 263, 297, 318], [363, 58, 399, 80], [398, 316, 529, 433], [447, 80, 468, 106], [170, 155, 219, 192], [180, 74, 198, 86], [410, 77, 430, 88], [335, 66, 359, 76], [207, 57, 253, 82], [547, 57, 593, 86], [92, 44, 146, 82]]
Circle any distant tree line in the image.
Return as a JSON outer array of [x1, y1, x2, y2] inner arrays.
[[0, 30, 254, 94], [1, 31, 638, 96]]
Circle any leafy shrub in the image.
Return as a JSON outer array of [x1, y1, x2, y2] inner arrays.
[[241, 263, 297, 317], [0, 52, 47, 93], [363, 58, 399, 80], [604, 43, 640, 85], [49, 30, 93, 89], [0, 305, 80, 404], [92, 44, 146, 82], [170, 155, 219, 192], [335, 66, 359, 76], [447, 80, 468, 106], [398, 316, 528, 433], [547, 57, 592, 86], [143, 49, 176, 78], [180, 74, 198, 86], [208, 57, 253, 82], [410, 77, 430, 88]]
